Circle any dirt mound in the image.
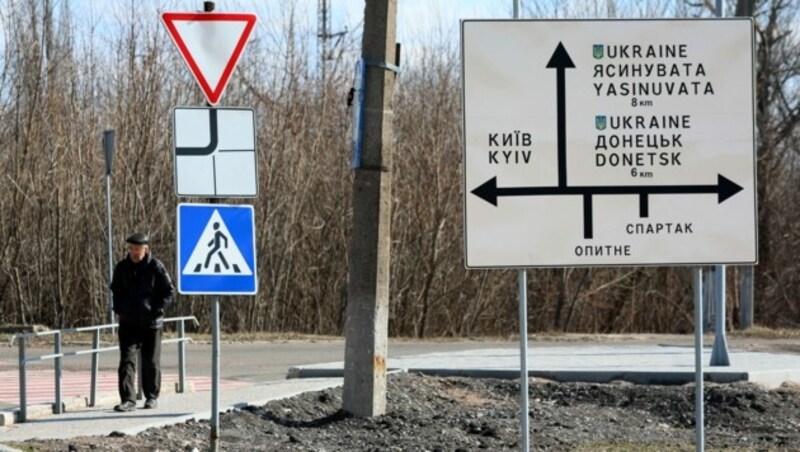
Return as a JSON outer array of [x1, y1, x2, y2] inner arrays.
[[11, 373, 800, 451]]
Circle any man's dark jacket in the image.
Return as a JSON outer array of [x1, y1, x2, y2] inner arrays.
[[111, 253, 175, 329]]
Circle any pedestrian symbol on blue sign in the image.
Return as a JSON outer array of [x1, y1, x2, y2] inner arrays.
[[183, 210, 252, 275], [177, 203, 257, 295]]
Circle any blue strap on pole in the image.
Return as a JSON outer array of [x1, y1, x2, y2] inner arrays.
[[366, 59, 400, 73]]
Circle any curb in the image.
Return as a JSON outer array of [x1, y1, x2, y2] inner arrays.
[[286, 366, 765, 386], [287, 366, 406, 379]]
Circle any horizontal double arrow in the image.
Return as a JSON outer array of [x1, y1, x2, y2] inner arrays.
[[471, 174, 744, 207]]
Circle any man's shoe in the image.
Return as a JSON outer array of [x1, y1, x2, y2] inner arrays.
[[114, 401, 136, 412], [144, 398, 158, 409]]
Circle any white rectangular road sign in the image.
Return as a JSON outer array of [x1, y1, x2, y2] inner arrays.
[[462, 19, 757, 268], [173, 107, 258, 198]]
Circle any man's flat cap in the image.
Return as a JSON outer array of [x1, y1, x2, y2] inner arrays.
[[126, 233, 149, 245]]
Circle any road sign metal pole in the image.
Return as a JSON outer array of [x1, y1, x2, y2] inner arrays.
[[201, 1, 221, 449], [710, 0, 730, 368], [18, 337, 27, 422], [710, 266, 730, 365], [105, 173, 113, 325], [54, 332, 62, 414], [103, 130, 115, 326], [211, 295, 221, 452], [90, 329, 100, 406], [694, 267, 705, 452], [518, 270, 530, 452], [178, 319, 186, 393], [511, 3, 530, 450], [736, 0, 756, 331]]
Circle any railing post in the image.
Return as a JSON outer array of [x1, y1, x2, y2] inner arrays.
[[54, 331, 62, 414], [12, 320, 194, 423], [178, 319, 186, 393], [18, 336, 27, 423], [90, 329, 100, 406]]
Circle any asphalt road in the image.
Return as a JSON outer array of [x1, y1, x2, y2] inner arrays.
[[0, 337, 516, 411], [0, 337, 519, 384], [4, 333, 794, 382], [3, 333, 797, 412]]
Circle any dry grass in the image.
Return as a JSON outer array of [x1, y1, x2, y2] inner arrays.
[[729, 326, 800, 340]]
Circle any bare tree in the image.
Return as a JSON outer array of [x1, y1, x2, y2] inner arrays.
[[0, 0, 796, 337]]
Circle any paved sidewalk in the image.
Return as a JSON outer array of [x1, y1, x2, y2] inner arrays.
[[0, 370, 249, 407], [289, 343, 800, 387], [0, 378, 343, 443]]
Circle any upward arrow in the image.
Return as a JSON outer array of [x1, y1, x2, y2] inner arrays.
[[546, 42, 575, 188]]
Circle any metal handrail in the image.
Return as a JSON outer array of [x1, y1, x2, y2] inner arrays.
[[12, 316, 199, 423]]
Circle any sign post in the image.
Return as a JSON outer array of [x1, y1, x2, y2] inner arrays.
[[509, 6, 531, 452], [709, 0, 731, 370], [162, 3, 258, 450], [694, 267, 705, 452], [102, 130, 115, 327]]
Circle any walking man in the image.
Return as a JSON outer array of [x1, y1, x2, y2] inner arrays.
[[204, 221, 229, 271], [111, 233, 175, 411]]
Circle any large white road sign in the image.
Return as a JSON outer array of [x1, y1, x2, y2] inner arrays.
[[462, 19, 757, 268]]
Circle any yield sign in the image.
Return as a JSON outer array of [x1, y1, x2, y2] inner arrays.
[[161, 12, 257, 105]]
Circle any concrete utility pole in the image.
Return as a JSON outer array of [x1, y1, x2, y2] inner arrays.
[[342, 0, 397, 417]]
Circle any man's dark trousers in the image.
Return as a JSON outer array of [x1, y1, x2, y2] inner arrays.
[[118, 322, 162, 403]]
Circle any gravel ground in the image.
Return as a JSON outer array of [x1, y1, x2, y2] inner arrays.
[[9, 372, 800, 451]]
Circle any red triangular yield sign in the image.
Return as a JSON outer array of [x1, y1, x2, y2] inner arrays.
[[161, 12, 258, 105]]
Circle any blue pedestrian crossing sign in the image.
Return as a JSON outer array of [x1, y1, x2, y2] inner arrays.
[[177, 203, 257, 295]]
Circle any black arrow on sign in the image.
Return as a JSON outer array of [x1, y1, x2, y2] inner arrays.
[[471, 174, 744, 207], [546, 42, 575, 188], [471, 175, 743, 239], [176, 108, 219, 156]]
